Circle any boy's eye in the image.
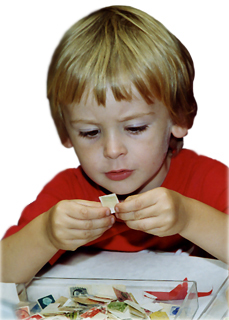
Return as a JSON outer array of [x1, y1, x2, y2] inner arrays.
[[126, 124, 149, 134], [79, 129, 100, 138]]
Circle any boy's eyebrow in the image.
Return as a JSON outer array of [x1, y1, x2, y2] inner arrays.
[[118, 111, 155, 122], [70, 111, 155, 125], [70, 118, 100, 125]]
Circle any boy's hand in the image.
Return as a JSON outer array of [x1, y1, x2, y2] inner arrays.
[[45, 200, 115, 251], [115, 188, 186, 237]]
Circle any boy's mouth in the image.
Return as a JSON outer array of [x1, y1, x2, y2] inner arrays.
[[105, 169, 133, 181]]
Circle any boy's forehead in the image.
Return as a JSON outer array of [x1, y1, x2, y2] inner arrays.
[[64, 86, 151, 115], [63, 86, 170, 122], [66, 85, 154, 110]]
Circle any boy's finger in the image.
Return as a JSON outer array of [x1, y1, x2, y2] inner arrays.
[[68, 215, 115, 230], [116, 205, 158, 221], [116, 188, 164, 213], [115, 193, 154, 213], [66, 202, 111, 219], [73, 199, 103, 207]]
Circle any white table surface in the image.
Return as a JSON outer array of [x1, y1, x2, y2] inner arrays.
[[37, 248, 228, 319], [0, 249, 227, 319]]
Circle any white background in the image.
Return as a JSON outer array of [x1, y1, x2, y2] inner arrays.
[[1, 0, 228, 238]]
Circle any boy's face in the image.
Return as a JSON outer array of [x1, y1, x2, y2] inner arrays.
[[63, 87, 185, 195]]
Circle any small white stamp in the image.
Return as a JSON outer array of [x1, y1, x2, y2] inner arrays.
[[99, 193, 119, 213]]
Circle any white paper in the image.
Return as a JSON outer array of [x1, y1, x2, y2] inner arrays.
[[99, 194, 119, 213]]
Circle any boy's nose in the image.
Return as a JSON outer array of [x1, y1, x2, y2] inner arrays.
[[103, 134, 127, 159]]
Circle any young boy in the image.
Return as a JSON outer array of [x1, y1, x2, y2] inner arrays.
[[1, 5, 228, 283]]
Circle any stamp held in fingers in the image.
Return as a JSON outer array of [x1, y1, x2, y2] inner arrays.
[[99, 193, 119, 214]]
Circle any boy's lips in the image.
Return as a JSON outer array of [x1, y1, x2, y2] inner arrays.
[[105, 169, 133, 181]]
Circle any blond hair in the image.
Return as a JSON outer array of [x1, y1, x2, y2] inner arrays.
[[47, 5, 197, 145]]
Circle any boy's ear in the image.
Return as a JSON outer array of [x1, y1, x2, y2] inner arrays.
[[62, 137, 73, 148], [171, 124, 188, 138], [54, 118, 73, 148]]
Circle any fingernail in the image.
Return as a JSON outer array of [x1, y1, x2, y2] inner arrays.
[[106, 209, 111, 216], [115, 205, 119, 213], [111, 216, 115, 224]]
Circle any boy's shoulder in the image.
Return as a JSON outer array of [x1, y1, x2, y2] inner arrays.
[[171, 148, 227, 172], [41, 166, 102, 201], [44, 166, 90, 186], [163, 149, 228, 210], [47, 166, 83, 183]]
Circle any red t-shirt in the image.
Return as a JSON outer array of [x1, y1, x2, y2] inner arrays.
[[4, 149, 228, 264]]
